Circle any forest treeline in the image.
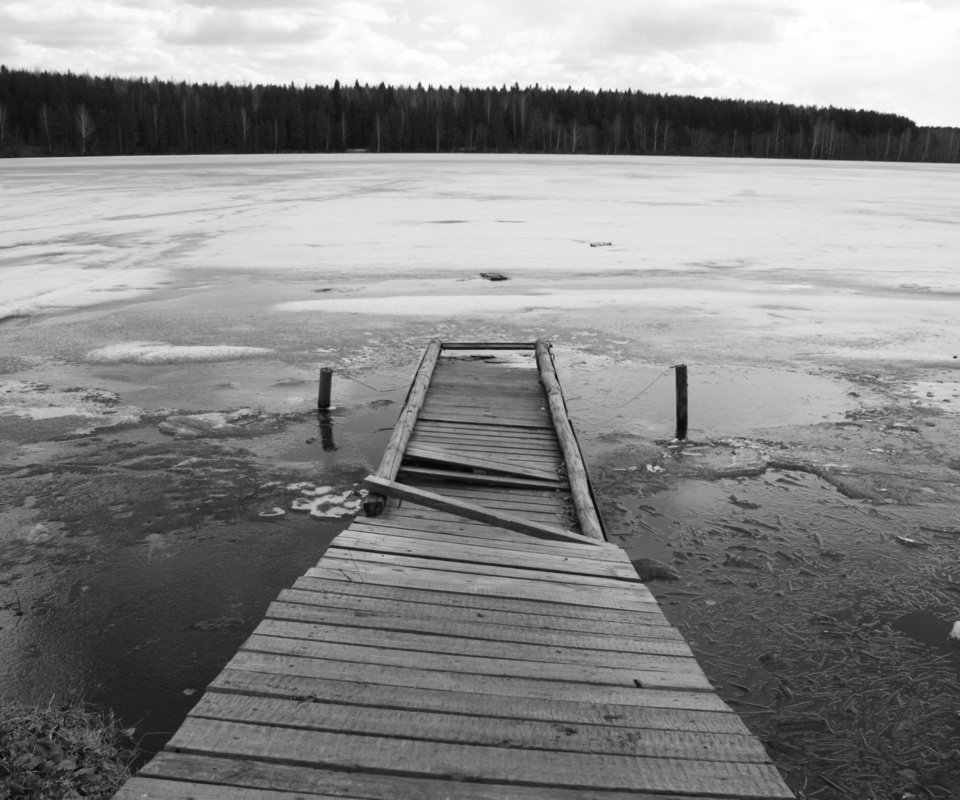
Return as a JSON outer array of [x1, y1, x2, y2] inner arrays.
[[1, 65, 958, 162]]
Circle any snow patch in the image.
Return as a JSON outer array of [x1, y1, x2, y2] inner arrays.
[[286, 482, 365, 519], [87, 342, 273, 364]]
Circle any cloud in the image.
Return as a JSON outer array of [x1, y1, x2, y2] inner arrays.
[[162, 7, 321, 46], [601, 1, 799, 53]]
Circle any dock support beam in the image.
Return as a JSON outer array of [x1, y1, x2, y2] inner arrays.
[[535, 340, 605, 541], [318, 367, 333, 410], [675, 364, 688, 440], [363, 339, 442, 516]]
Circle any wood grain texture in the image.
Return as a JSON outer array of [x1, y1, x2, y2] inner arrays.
[[132, 751, 741, 800], [164, 718, 793, 796]]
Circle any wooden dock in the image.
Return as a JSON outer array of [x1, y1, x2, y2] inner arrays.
[[115, 341, 795, 799]]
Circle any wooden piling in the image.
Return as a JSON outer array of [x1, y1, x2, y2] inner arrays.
[[535, 340, 605, 541], [362, 339, 443, 516], [318, 367, 333, 410], [675, 364, 688, 440]]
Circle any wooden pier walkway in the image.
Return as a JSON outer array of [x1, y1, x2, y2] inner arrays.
[[115, 341, 795, 799]]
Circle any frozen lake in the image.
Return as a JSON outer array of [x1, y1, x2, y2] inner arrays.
[[2, 154, 960, 793], [3, 153, 960, 436]]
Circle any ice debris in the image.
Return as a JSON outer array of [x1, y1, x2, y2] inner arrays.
[[158, 409, 280, 439], [258, 507, 286, 518], [894, 535, 929, 548], [949, 622, 960, 642], [286, 482, 365, 519]]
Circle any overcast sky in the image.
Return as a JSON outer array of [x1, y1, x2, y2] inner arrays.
[[1, 0, 958, 126]]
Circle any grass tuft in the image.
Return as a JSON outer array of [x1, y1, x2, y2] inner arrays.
[[0, 698, 138, 799]]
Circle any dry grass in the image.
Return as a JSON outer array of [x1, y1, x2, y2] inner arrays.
[[0, 699, 137, 799]]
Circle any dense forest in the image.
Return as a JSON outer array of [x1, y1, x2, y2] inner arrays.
[[1, 65, 958, 162]]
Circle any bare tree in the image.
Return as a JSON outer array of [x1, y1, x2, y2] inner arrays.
[[240, 107, 251, 148], [39, 104, 52, 152], [75, 104, 95, 155], [0, 102, 8, 149]]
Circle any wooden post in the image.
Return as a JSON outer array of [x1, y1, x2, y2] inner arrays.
[[362, 339, 443, 517], [675, 364, 688, 440], [317, 367, 333, 410], [534, 340, 606, 541]]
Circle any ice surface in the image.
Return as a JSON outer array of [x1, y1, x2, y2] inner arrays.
[[2, 153, 959, 380]]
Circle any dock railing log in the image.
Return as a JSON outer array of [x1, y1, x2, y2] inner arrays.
[[362, 339, 442, 516], [535, 340, 606, 541]]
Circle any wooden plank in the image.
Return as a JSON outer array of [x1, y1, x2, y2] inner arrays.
[[424, 381, 543, 398], [431, 365, 538, 379], [425, 388, 546, 403], [363, 339, 442, 517], [420, 484, 572, 507], [363, 475, 600, 546], [239, 633, 712, 691], [290, 578, 668, 624], [332, 528, 619, 567], [416, 412, 555, 429], [535, 340, 605, 540], [306, 551, 656, 610], [398, 466, 567, 491], [421, 397, 549, 414], [272, 590, 675, 639], [209, 669, 745, 732], [409, 430, 562, 450], [379, 505, 601, 546], [409, 437, 562, 455], [398, 488, 571, 515], [421, 402, 548, 418], [407, 440, 563, 463], [414, 417, 558, 432], [189, 693, 770, 762], [224, 650, 726, 709], [404, 444, 561, 481], [347, 519, 629, 562], [265, 602, 690, 653], [115, 777, 338, 799], [420, 401, 549, 418], [323, 541, 639, 583], [440, 342, 538, 350], [388, 506, 575, 531], [134, 751, 732, 800], [371, 505, 602, 543], [407, 452, 565, 474], [409, 435, 563, 455], [166, 719, 795, 796], [415, 423, 560, 440], [251, 619, 697, 671], [340, 523, 632, 565], [422, 390, 548, 407]]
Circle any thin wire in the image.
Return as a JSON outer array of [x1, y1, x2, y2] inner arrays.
[[609, 367, 675, 409], [335, 369, 405, 393], [574, 366, 675, 410]]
